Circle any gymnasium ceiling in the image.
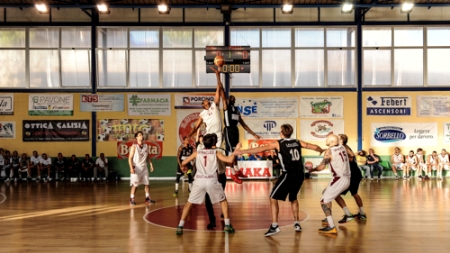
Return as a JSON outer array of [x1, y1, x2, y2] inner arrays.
[[0, 0, 450, 9]]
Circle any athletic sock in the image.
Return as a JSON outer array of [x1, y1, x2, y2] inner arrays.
[[146, 193, 149, 198], [359, 207, 365, 215], [189, 183, 192, 191], [343, 207, 352, 216], [225, 219, 230, 226], [271, 222, 278, 227], [178, 220, 185, 227], [326, 216, 335, 228], [130, 194, 134, 199], [175, 183, 179, 191]]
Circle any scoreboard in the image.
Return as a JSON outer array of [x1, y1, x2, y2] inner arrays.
[[205, 46, 250, 73]]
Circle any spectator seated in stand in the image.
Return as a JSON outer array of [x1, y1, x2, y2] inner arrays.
[[53, 153, 67, 181], [356, 150, 371, 179], [95, 153, 109, 181]]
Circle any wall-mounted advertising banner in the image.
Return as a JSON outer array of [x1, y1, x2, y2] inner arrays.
[[116, 141, 163, 160], [417, 96, 450, 117], [243, 119, 297, 139], [174, 94, 215, 109], [0, 121, 15, 139], [227, 161, 273, 179], [28, 94, 73, 116], [127, 94, 171, 116], [371, 123, 437, 147], [444, 123, 450, 144], [97, 119, 164, 142], [176, 110, 204, 148], [300, 120, 345, 141], [246, 139, 277, 157], [366, 95, 411, 116], [80, 94, 124, 112], [300, 97, 343, 118], [0, 94, 14, 115], [23, 120, 89, 142], [235, 97, 298, 118]]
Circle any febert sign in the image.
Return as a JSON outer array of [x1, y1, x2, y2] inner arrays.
[[117, 141, 163, 159]]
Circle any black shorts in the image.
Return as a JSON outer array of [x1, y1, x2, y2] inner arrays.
[[341, 162, 362, 196], [270, 172, 304, 202], [224, 126, 239, 152]]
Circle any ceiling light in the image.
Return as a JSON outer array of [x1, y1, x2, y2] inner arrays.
[[281, 4, 294, 14], [97, 4, 109, 13], [341, 2, 354, 14], [158, 4, 171, 14], [401, 2, 414, 13], [35, 4, 49, 14]]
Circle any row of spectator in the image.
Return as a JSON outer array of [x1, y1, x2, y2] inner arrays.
[[0, 148, 110, 182], [356, 148, 450, 180]]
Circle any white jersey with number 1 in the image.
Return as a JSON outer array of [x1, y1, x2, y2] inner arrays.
[[195, 149, 218, 179]]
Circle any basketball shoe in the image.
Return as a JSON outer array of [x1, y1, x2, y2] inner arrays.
[[224, 225, 235, 233], [230, 173, 243, 184], [236, 170, 247, 178], [129, 198, 136, 206], [264, 225, 280, 236], [356, 213, 367, 220], [294, 223, 302, 232], [321, 218, 329, 226], [338, 215, 355, 224], [318, 226, 338, 234], [176, 226, 183, 235], [145, 197, 155, 204]]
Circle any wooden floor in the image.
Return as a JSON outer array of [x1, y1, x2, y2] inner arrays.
[[1, 177, 449, 253]]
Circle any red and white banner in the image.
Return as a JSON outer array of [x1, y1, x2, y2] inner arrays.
[[300, 119, 344, 141], [226, 161, 273, 179], [177, 110, 206, 148], [117, 141, 163, 160], [174, 94, 216, 109]]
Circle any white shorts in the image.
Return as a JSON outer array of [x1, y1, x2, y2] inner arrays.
[[130, 166, 149, 187], [409, 165, 417, 171], [187, 178, 226, 205], [393, 163, 404, 170], [430, 165, 438, 171], [442, 164, 450, 170], [321, 176, 350, 204]]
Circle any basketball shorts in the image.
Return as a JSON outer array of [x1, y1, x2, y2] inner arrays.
[[321, 176, 350, 204], [270, 172, 304, 202], [188, 178, 226, 204], [224, 126, 239, 152], [410, 165, 418, 171], [341, 162, 362, 196], [393, 163, 404, 170], [442, 164, 450, 170], [130, 166, 149, 187]]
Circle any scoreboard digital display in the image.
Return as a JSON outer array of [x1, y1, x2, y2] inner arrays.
[[205, 46, 250, 73]]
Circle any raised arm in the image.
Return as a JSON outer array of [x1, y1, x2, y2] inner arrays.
[[235, 141, 279, 155], [239, 116, 261, 139], [188, 117, 204, 138], [300, 140, 324, 154], [210, 66, 222, 106]]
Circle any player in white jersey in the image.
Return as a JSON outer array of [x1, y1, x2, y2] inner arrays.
[[176, 134, 239, 235], [437, 149, 449, 180], [416, 148, 427, 180], [426, 151, 438, 180], [390, 147, 405, 180], [405, 150, 418, 180], [188, 67, 223, 148], [28, 150, 42, 181], [308, 134, 350, 235], [128, 131, 155, 206]]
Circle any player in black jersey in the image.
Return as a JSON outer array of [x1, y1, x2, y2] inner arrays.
[[218, 71, 261, 184], [174, 136, 194, 196], [236, 124, 323, 236]]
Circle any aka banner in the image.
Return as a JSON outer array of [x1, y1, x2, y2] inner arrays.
[[117, 141, 163, 160], [97, 119, 164, 142], [23, 120, 89, 141]]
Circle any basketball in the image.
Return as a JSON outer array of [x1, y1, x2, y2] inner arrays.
[[304, 161, 314, 171], [214, 55, 224, 67]]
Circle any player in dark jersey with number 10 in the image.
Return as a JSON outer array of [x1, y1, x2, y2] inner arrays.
[[236, 124, 323, 236]]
